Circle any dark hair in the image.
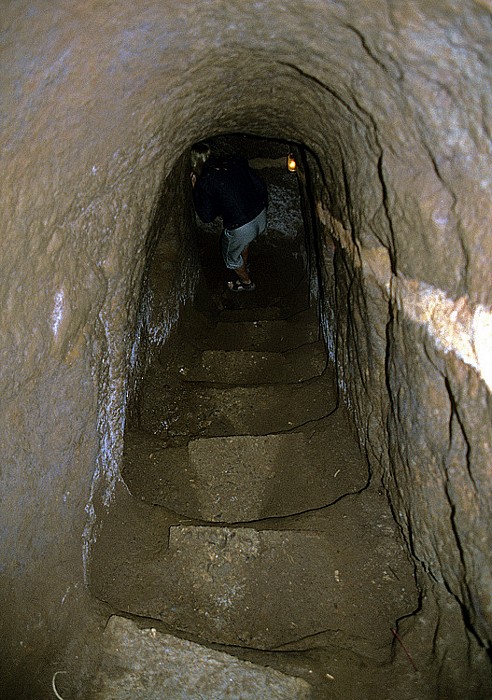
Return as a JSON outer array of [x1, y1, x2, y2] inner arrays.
[[190, 142, 211, 174]]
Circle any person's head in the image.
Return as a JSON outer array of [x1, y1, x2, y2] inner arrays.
[[190, 141, 211, 175]]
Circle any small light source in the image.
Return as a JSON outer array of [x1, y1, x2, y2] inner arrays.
[[287, 153, 297, 172]]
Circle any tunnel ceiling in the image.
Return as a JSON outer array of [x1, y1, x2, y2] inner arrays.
[[5, 0, 489, 303]]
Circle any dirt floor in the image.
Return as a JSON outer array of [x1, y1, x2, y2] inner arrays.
[[88, 184, 426, 698]]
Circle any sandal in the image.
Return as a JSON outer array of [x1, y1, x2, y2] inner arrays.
[[227, 279, 256, 292]]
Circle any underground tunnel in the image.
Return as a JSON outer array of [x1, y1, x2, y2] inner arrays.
[[1, 2, 491, 699], [86, 131, 419, 699]]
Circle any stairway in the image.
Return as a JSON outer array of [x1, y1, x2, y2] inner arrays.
[[89, 236, 417, 697]]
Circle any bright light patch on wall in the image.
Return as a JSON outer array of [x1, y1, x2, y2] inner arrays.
[[51, 289, 65, 337], [396, 280, 492, 392], [473, 305, 492, 391], [317, 203, 492, 393]]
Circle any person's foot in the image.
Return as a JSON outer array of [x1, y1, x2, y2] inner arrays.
[[227, 279, 256, 292]]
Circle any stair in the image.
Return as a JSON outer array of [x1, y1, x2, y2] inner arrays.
[[138, 367, 337, 439], [90, 483, 415, 656], [92, 616, 312, 700], [153, 525, 342, 649], [124, 408, 367, 522], [201, 311, 320, 352], [183, 341, 327, 384], [90, 246, 417, 697]]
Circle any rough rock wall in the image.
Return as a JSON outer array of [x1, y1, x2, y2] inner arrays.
[[126, 153, 198, 413], [303, 2, 492, 664], [0, 0, 490, 696], [1, 3, 200, 694]]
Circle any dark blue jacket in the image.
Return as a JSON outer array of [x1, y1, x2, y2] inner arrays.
[[193, 156, 268, 230]]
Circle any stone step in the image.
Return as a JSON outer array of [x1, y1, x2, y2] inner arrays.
[[92, 615, 312, 699], [218, 301, 308, 323], [217, 269, 311, 322], [217, 305, 286, 322], [90, 485, 417, 657], [157, 525, 338, 649], [156, 309, 321, 379], [182, 341, 326, 384], [123, 407, 367, 522], [202, 314, 320, 353], [139, 368, 338, 440]]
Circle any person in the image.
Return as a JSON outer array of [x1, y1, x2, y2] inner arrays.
[[190, 142, 268, 292]]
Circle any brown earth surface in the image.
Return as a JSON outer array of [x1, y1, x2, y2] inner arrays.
[[89, 212, 423, 699]]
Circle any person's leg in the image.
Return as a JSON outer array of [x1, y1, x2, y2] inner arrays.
[[242, 244, 250, 267], [222, 209, 267, 290], [221, 232, 253, 284], [235, 245, 251, 284], [236, 207, 265, 282]]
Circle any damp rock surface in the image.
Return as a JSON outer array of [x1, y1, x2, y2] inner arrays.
[[90, 233, 417, 699], [0, 1, 490, 697], [92, 616, 313, 700]]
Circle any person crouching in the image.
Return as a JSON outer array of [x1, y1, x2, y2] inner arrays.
[[190, 142, 268, 292]]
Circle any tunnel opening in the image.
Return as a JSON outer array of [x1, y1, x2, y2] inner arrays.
[[124, 132, 318, 424], [87, 132, 422, 698]]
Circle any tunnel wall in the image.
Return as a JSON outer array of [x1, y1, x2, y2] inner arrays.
[[309, 153, 492, 688], [301, 3, 492, 662], [0, 0, 490, 696], [126, 153, 199, 414]]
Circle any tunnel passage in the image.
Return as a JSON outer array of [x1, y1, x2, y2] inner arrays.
[[83, 105, 488, 691], [1, 2, 491, 698], [121, 135, 367, 527], [89, 134, 419, 695]]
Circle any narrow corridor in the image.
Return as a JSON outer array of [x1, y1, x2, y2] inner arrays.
[[3, 4, 491, 698], [89, 147, 418, 698]]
